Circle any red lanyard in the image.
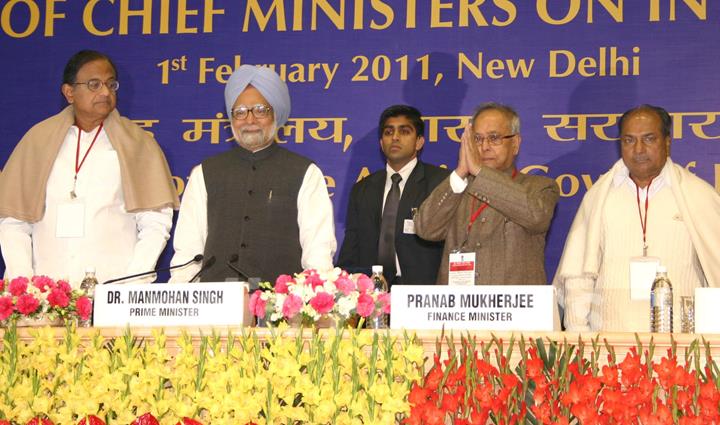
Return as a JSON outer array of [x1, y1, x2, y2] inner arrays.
[[70, 123, 103, 199], [466, 168, 518, 233], [635, 177, 653, 256]]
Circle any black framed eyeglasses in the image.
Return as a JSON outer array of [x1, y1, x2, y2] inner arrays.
[[72, 78, 119, 92]]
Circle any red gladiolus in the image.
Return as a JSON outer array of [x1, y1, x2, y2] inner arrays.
[[26, 418, 54, 425], [77, 415, 106, 425], [0, 278, 4, 292], [130, 413, 159, 425], [16, 293, 40, 315], [176, 419, 204, 425], [75, 296, 92, 321]]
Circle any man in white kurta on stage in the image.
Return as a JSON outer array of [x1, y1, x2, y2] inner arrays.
[[0, 50, 179, 287], [554, 104, 720, 332], [169, 65, 336, 283]]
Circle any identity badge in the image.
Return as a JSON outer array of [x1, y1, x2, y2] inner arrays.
[[629, 256, 660, 300], [403, 219, 415, 234], [56, 201, 85, 238], [448, 252, 476, 286]]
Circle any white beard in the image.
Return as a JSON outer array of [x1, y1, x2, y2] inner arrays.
[[232, 123, 277, 152]]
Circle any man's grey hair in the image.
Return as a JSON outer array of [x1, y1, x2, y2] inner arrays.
[[471, 102, 521, 134]]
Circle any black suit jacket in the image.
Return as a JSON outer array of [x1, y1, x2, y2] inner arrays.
[[337, 161, 450, 285]]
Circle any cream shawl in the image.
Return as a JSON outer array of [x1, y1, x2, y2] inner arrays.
[[0, 106, 180, 222], [553, 158, 720, 307]]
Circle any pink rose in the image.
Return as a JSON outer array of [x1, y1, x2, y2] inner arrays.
[[248, 291, 267, 318], [356, 293, 375, 318], [16, 294, 40, 315], [75, 296, 92, 321], [309, 292, 334, 314], [282, 294, 303, 318], [56, 279, 72, 293], [8, 277, 29, 296], [0, 296, 14, 320], [274, 274, 293, 294], [32, 275, 54, 292], [305, 273, 325, 290], [378, 292, 391, 314], [48, 287, 70, 308], [356, 274, 373, 293], [334, 276, 356, 296]]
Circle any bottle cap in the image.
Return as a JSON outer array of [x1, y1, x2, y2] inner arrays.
[[372, 265, 383, 274], [85, 267, 96, 274], [657, 265, 667, 273]]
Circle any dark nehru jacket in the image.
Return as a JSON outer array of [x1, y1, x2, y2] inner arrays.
[[201, 143, 311, 282]]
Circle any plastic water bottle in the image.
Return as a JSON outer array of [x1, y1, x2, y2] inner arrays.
[[367, 265, 389, 329], [79, 267, 98, 327], [650, 265, 673, 333]]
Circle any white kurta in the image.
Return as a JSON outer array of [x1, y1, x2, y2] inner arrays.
[[0, 126, 173, 287], [561, 162, 708, 332], [169, 162, 336, 283]]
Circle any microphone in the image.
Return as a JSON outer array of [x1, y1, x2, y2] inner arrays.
[[227, 254, 261, 293], [227, 254, 250, 281], [103, 254, 204, 284], [188, 255, 216, 282]]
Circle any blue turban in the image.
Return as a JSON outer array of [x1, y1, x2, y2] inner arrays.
[[224, 65, 291, 127]]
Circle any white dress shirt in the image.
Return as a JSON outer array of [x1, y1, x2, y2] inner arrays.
[[382, 158, 418, 277], [0, 125, 173, 287], [169, 160, 336, 282]]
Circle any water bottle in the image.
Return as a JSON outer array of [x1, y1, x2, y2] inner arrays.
[[367, 265, 389, 329], [650, 265, 673, 333], [79, 267, 98, 327]]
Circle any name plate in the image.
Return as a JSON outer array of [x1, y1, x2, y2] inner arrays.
[[391, 285, 556, 331], [694, 288, 720, 334], [93, 282, 252, 327]]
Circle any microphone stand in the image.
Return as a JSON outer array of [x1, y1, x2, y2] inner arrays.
[[102, 254, 204, 285]]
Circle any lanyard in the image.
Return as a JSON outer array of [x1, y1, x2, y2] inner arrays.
[[70, 123, 103, 199], [635, 177, 653, 256], [466, 168, 518, 233]]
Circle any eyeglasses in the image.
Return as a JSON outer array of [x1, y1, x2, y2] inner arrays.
[[72, 78, 119, 92], [231, 104, 273, 120], [473, 133, 515, 146], [621, 134, 660, 146]]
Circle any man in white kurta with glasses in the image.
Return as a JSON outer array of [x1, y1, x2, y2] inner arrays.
[[0, 50, 179, 286], [554, 104, 720, 332]]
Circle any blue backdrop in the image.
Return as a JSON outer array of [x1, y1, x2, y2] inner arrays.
[[1, 0, 718, 282]]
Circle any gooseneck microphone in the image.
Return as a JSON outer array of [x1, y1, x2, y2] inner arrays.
[[188, 255, 217, 282], [226, 254, 261, 293], [227, 254, 251, 281], [102, 254, 204, 284]]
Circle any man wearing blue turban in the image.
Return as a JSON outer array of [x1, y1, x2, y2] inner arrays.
[[170, 65, 336, 282]]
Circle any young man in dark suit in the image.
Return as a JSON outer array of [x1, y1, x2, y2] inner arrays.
[[337, 105, 450, 285]]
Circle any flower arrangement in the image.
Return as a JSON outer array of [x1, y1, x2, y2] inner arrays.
[[404, 335, 720, 425], [0, 325, 423, 424], [248, 268, 391, 326], [0, 276, 92, 324]]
